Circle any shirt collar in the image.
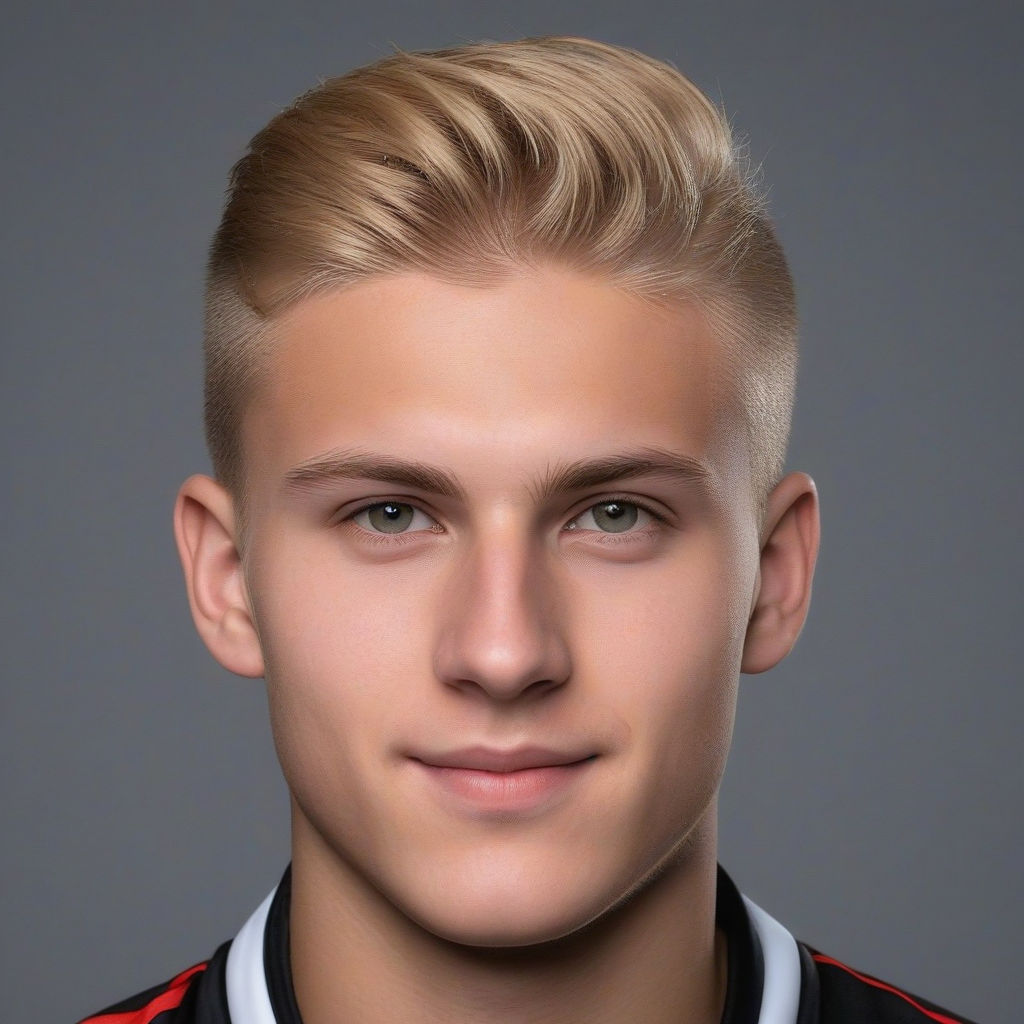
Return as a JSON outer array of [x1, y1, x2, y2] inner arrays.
[[225, 864, 803, 1024]]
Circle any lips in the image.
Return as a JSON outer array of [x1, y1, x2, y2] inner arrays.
[[410, 745, 598, 814], [411, 745, 596, 772]]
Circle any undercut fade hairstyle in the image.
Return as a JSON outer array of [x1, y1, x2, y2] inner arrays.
[[205, 36, 797, 521]]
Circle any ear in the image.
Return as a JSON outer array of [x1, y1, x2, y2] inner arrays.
[[173, 474, 264, 678], [741, 471, 820, 674]]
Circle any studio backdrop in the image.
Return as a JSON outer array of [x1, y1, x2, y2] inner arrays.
[[2, 4, 1019, 1022]]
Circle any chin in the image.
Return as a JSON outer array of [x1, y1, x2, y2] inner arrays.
[[393, 858, 625, 949], [413, 897, 599, 949]]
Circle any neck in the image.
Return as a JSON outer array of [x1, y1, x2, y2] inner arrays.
[[289, 806, 726, 1024]]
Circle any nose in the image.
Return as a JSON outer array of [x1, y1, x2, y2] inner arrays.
[[433, 528, 572, 701]]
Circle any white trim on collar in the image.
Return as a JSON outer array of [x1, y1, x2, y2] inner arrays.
[[224, 885, 803, 1024], [744, 896, 803, 1024], [226, 885, 278, 1024]]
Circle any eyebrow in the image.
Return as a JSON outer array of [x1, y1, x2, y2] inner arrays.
[[284, 450, 467, 499], [282, 446, 712, 502], [531, 447, 713, 501]]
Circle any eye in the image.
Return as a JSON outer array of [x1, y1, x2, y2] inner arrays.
[[566, 500, 654, 534], [351, 502, 438, 535]]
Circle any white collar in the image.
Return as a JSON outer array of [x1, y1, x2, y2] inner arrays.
[[744, 895, 803, 1024], [225, 885, 277, 1024], [226, 884, 802, 1024]]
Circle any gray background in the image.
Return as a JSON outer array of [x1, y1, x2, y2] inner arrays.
[[2, 3, 1020, 1022]]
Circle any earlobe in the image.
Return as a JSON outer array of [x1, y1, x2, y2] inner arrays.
[[741, 472, 820, 675], [173, 474, 265, 678]]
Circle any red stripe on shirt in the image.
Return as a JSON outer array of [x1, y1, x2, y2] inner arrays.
[[812, 953, 963, 1024], [81, 962, 207, 1024]]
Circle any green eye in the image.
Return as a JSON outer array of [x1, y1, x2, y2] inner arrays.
[[361, 502, 417, 533], [591, 501, 639, 533], [568, 501, 648, 534]]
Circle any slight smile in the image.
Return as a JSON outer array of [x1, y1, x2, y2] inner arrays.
[[410, 746, 599, 815]]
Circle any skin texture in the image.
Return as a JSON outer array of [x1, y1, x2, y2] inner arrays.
[[175, 267, 819, 1023]]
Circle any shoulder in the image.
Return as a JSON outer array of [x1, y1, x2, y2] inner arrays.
[[76, 942, 230, 1024], [806, 946, 979, 1024]]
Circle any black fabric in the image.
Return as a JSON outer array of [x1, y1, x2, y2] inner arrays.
[[75, 942, 229, 1024], [794, 940, 821, 1024], [264, 866, 304, 1024], [78, 974, 186, 1019], [810, 947, 979, 1024], [186, 942, 232, 1024], [715, 865, 764, 1024]]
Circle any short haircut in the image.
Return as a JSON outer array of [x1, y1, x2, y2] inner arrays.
[[204, 36, 797, 519]]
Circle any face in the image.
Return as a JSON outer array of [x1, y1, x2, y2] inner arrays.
[[238, 267, 763, 946]]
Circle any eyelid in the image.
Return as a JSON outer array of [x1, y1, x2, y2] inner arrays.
[[340, 497, 443, 535], [333, 493, 674, 538], [565, 494, 671, 528]]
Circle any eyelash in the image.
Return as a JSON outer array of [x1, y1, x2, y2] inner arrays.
[[341, 496, 670, 544], [342, 501, 443, 549], [565, 497, 668, 543]]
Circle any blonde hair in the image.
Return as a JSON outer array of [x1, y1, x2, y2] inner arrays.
[[205, 36, 797, 512]]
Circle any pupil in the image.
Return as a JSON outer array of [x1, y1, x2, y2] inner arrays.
[[368, 502, 414, 533], [594, 502, 638, 533]]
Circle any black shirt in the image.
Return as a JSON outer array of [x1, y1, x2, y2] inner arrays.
[[78, 866, 976, 1024]]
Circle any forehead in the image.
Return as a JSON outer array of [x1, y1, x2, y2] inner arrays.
[[242, 268, 750, 497]]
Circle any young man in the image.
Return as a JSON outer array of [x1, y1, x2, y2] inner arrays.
[[80, 37, 975, 1024]]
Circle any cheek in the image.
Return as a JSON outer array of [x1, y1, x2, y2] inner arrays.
[[570, 535, 750, 810], [247, 546, 431, 821], [252, 535, 432, 685], [574, 530, 751, 691]]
